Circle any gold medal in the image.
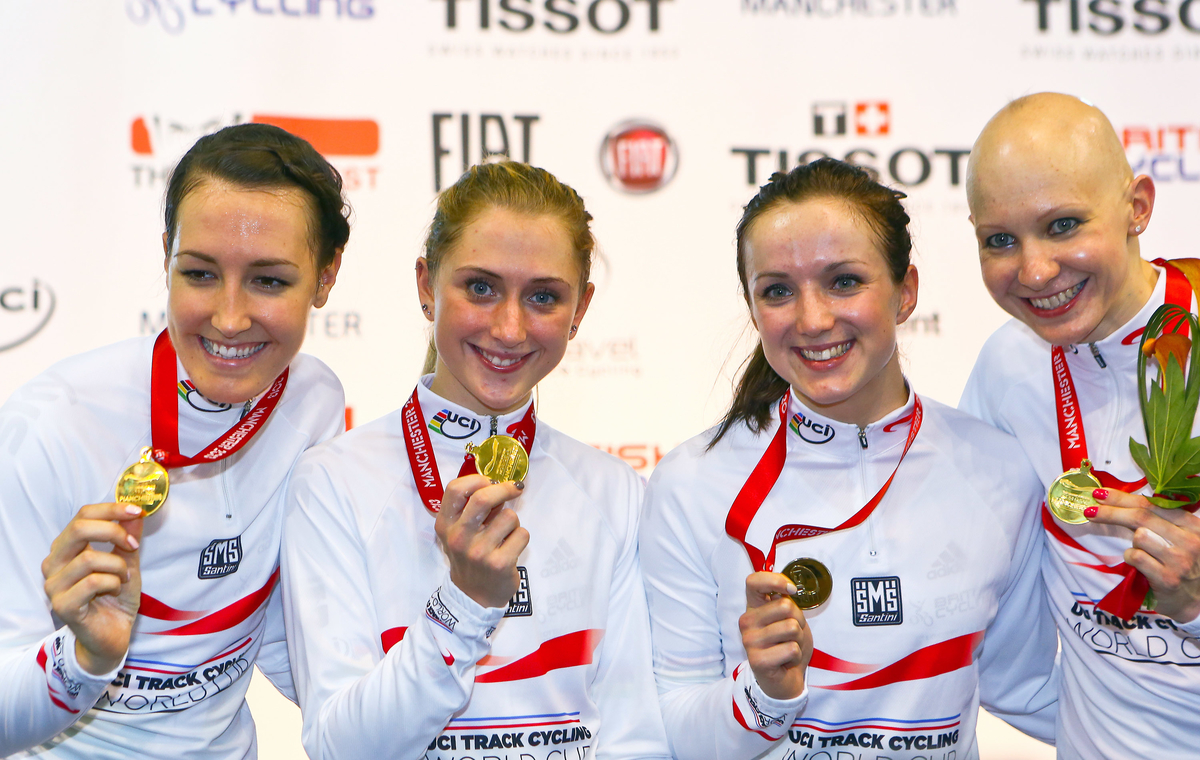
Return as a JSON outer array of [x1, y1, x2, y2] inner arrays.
[[1047, 458, 1100, 525], [782, 558, 833, 610], [466, 435, 529, 483], [116, 447, 170, 516]]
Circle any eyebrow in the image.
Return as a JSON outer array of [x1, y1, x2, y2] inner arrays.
[[457, 266, 570, 286], [176, 251, 300, 269]]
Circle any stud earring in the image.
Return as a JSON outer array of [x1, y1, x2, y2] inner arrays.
[[1135, 225, 1143, 233], [569, 325, 578, 336], [421, 304, 430, 313]]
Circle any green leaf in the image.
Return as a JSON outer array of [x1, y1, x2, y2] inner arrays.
[[1130, 439, 1153, 477], [1146, 495, 1182, 509]]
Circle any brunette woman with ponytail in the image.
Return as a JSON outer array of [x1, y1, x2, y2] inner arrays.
[[640, 158, 1059, 760]]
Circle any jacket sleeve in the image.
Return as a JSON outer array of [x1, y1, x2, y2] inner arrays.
[[639, 464, 806, 760], [588, 471, 671, 760], [281, 455, 504, 760], [976, 483, 1059, 743], [0, 384, 120, 753]]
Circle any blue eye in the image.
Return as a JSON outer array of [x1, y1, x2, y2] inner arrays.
[[832, 275, 861, 290], [468, 280, 495, 297], [530, 290, 558, 306], [1049, 218, 1080, 235], [760, 283, 791, 300], [984, 233, 1016, 249]]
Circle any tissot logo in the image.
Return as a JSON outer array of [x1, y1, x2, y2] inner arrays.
[[435, 0, 671, 32], [198, 537, 242, 579], [127, 0, 375, 35], [599, 121, 678, 193], [789, 412, 835, 444], [851, 576, 903, 626], [813, 101, 890, 137], [0, 279, 55, 352], [430, 409, 483, 439], [1027, 0, 1200, 34]]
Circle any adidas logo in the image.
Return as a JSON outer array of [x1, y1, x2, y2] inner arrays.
[[540, 538, 580, 577], [927, 543, 967, 579]]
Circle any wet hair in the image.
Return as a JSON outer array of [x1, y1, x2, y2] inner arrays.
[[709, 157, 912, 448], [421, 161, 595, 374], [164, 123, 351, 270]]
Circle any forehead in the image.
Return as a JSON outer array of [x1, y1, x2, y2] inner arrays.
[[442, 206, 579, 279], [969, 141, 1120, 222], [176, 180, 313, 244], [745, 198, 882, 270]]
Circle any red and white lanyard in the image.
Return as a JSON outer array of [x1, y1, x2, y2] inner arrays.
[[400, 387, 537, 515], [148, 329, 287, 468], [724, 394, 923, 573], [1046, 259, 1194, 619]]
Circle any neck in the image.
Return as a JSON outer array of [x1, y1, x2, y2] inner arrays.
[[427, 371, 531, 417], [793, 351, 909, 428]]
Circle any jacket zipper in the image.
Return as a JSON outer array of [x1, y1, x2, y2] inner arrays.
[[857, 426, 878, 557], [221, 458, 233, 519], [1088, 343, 1120, 466]]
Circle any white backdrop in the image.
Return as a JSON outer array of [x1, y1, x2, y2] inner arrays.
[[6, 1, 1200, 757]]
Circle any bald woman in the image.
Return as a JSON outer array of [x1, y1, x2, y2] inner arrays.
[[960, 93, 1200, 758]]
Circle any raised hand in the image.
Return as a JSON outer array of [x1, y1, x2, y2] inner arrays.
[[435, 474, 529, 609], [1088, 488, 1200, 623], [41, 503, 144, 675], [739, 571, 813, 700]]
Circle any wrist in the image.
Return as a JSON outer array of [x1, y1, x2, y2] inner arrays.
[[75, 638, 122, 676]]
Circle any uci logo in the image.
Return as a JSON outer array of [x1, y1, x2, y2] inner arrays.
[[430, 409, 483, 439], [789, 412, 834, 444], [0, 279, 55, 352]]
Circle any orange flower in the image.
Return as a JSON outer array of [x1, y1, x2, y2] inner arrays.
[[1142, 336, 1157, 357], [1154, 333, 1191, 375]]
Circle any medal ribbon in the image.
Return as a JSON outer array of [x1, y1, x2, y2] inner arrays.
[[401, 387, 537, 515], [724, 393, 923, 573], [1048, 259, 1194, 619], [149, 330, 287, 468]]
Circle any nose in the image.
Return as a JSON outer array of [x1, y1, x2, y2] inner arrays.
[[211, 282, 253, 337], [1016, 241, 1060, 292], [491, 295, 527, 347], [795, 290, 835, 337]]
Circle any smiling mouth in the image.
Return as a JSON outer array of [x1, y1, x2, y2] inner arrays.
[[1028, 280, 1085, 311], [473, 345, 528, 369], [799, 341, 852, 362], [202, 337, 267, 360]]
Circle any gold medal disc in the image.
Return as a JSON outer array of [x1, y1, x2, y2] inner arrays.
[[466, 435, 529, 483], [782, 558, 833, 610], [116, 447, 170, 516], [1047, 459, 1100, 525]]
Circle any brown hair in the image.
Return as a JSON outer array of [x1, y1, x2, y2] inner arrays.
[[709, 157, 912, 447], [421, 161, 595, 374], [165, 123, 351, 270]]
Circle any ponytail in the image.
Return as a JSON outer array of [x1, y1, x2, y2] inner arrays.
[[708, 343, 790, 448]]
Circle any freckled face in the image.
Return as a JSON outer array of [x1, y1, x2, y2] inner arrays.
[[165, 180, 337, 404], [743, 199, 916, 426], [417, 206, 593, 416]]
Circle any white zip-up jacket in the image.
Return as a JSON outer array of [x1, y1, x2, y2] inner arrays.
[[280, 377, 670, 760], [640, 389, 1059, 760], [961, 266, 1200, 759], [0, 336, 345, 759]]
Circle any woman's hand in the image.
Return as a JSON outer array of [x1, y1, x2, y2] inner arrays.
[[1088, 488, 1200, 623], [41, 503, 144, 676], [740, 571, 813, 700], [435, 474, 529, 609]]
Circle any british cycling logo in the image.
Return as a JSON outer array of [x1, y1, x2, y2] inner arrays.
[[126, 0, 375, 34], [0, 279, 55, 353]]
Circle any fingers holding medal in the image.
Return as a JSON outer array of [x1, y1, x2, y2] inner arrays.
[[436, 473, 529, 609], [740, 571, 814, 700]]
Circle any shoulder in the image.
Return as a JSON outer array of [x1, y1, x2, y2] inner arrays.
[[645, 420, 768, 518], [535, 422, 644, 535], [971, 319, 1048, 385], [280, 353, 345, 412]]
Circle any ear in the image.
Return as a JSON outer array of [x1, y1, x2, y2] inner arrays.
[[1129, 174, 1155, 236], [415, 257, 436, 322], [570, 282, 596, 337], [895, 265, 919, 325], [312, 248, 343, 309]]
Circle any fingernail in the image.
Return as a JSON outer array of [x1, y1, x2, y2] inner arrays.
[[125, 505, 142, 516], [1093, 488, 1109, 501], [785, 582, 798, 596], [1084, 506, 1099, 519], [514, 480, 525, 490], [127, 535, 140, 550]]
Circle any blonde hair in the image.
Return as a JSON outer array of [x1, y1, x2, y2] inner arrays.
[[421, 162, 595, 374]]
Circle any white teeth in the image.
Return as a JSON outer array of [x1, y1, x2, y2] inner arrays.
[[478, 348, 521, 367], [800, 342, 852, 361], [202, 337, 266, 360], [1030, 281, 1085, 310]]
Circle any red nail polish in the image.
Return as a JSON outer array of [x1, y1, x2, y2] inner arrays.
[[1093, 488, 1109, 501], [1084, 506, 1099, 518]]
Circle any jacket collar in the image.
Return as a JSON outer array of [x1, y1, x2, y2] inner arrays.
[[415, 374, 535, 458], [783, 384, 916, 460]]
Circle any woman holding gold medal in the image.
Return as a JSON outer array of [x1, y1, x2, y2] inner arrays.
[[639, 159, 1059, 760], [0, 124, 348, 758], [280, 162, 670, 760]]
